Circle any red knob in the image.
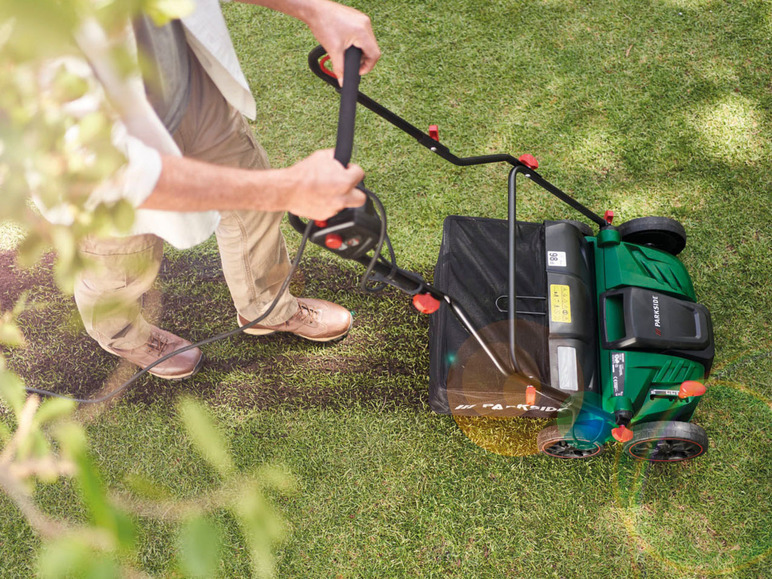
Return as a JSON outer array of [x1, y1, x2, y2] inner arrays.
[[518, 154, 539, 170], [412, 293, 441, 314], [315, 220, 328, 228], [678, 380, 706, 399], [324, 233, 343, 250], [611, 425, 634, 443]]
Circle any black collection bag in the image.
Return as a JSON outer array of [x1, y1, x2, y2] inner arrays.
[[428, 216, 551, 417]]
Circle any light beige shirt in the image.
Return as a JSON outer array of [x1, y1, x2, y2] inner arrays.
[[70, 0, 256, 249]]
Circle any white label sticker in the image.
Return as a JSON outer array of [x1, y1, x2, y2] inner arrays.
[[547, 251, 567, 268], [557, 346, 579, 391]]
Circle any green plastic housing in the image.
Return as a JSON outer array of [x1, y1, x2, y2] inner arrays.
[[591, 235, 706, 436]]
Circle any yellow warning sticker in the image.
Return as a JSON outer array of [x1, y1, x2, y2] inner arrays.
[[550, 284, 572, 324]]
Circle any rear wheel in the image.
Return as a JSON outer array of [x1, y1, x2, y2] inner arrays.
[[617, 216, 686, 255], [623, 422, 708, 462], [537, 425, 604, 459]]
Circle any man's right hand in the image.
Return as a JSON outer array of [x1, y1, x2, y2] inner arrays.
[[284, 148, 367, 221], [142, 149, 366, 218]]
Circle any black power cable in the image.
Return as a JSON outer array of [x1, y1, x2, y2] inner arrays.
[[24, 220, 316, 404], [24, 186, 401, 406]]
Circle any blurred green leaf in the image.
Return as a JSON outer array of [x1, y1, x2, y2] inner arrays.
[[0, 318, 26, 348], [0, 370, 27, 415], [144, 0, 195, 26], [0, 0, 77, 60], [256, 464, 297, 495], [53, 421, 88, 458], [16, 232, 50, 269], [71, 442, 137, 551], [177, 515, 222, 578], [0, 420, 11, 446], [36, 537, 93, 579], [110, 199, 135, 233], [76, 112, 110, 146], [51, 65, 90, 103], [37, 536, 120, 579], [11, 292, 29, 317], [34, 397, 77, 427], [234, 485, 287, 579], [178, 397, 234, 478], [111, 508, 137, 552]]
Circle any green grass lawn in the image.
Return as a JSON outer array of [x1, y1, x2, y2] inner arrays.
[[2, 0, 771, 576]]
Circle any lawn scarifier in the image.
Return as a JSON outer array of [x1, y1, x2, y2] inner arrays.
[[292, 46, 715, 462]]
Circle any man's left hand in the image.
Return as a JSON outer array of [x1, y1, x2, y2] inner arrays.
[[304, 0, 381, 84]]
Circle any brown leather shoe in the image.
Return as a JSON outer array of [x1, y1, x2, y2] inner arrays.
[[102, 326, 204, 380], [238, 298, 353, 343]]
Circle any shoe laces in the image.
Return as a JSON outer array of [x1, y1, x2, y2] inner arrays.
[[146, 333, 171, 356], [295, 302, 321, 325]]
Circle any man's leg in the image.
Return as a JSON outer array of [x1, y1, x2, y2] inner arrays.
[[176, 52, 352, 341], [74, 234, 203, 379]]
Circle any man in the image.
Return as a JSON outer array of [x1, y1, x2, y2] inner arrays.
[[74, 0, 380, 379]]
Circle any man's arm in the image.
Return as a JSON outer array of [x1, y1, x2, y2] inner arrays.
[[234, 0, 380, 82], [140, 149, 366, 221], [141, 0, 379, 220]]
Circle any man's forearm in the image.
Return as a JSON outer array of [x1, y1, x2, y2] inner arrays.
[[140, 155, 291, 212], [139, 150, 366, 221]]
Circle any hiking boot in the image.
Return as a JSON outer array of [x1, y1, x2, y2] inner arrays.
[[238, 297, 353, 343], [102, 326, 204, 380]]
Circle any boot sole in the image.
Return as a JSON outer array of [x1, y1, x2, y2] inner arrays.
[[103, 346, 205, 381], [148, 352, 205, 381], [237, 315, 352, 343]]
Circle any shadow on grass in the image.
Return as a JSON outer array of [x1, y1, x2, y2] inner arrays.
[[0, 248, 432, 413]]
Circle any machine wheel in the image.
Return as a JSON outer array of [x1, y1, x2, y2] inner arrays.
[[537, 425, 604, 459], [556, 219, 594, 237], [623, 422, 708, 462], [617, 216, 686, 255]]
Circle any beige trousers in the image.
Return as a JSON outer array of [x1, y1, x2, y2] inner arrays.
[[75, 52, 298, 350]]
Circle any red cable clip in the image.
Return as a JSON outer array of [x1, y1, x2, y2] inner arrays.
[[604, 210, 614, 225], [678, 380, 706, 399], [324, 233, 343, 250], [413, 293, 441, 314], [611, 424, 634, 443], [428, 125, 440, 141]]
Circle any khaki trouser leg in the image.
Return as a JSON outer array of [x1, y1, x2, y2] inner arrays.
[[74, 50, 297, 349], [74, 235, 163, 350], [173, 51, 298, 325]]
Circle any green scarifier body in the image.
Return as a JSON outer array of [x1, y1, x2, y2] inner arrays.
[[585, 228, 706, 444]]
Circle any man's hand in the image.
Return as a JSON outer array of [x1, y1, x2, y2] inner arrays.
[[243, 0, 381, 83], [284, 149, 367, 220], [303, 0, 381, 83]]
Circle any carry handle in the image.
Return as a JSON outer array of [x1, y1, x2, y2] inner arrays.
[[334, 46, 363, 168], [288, 45, 363, 235]]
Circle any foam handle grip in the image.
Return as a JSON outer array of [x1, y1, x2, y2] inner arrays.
[[334, 46, 363, 168]]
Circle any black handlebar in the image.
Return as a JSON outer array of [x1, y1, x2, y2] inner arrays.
[[288, 47, 363, 240], [334, 46, 362, 167], [307, 45, 607, 228]]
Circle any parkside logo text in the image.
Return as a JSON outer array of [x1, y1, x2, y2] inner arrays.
[[652, 294, 662, 336]]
